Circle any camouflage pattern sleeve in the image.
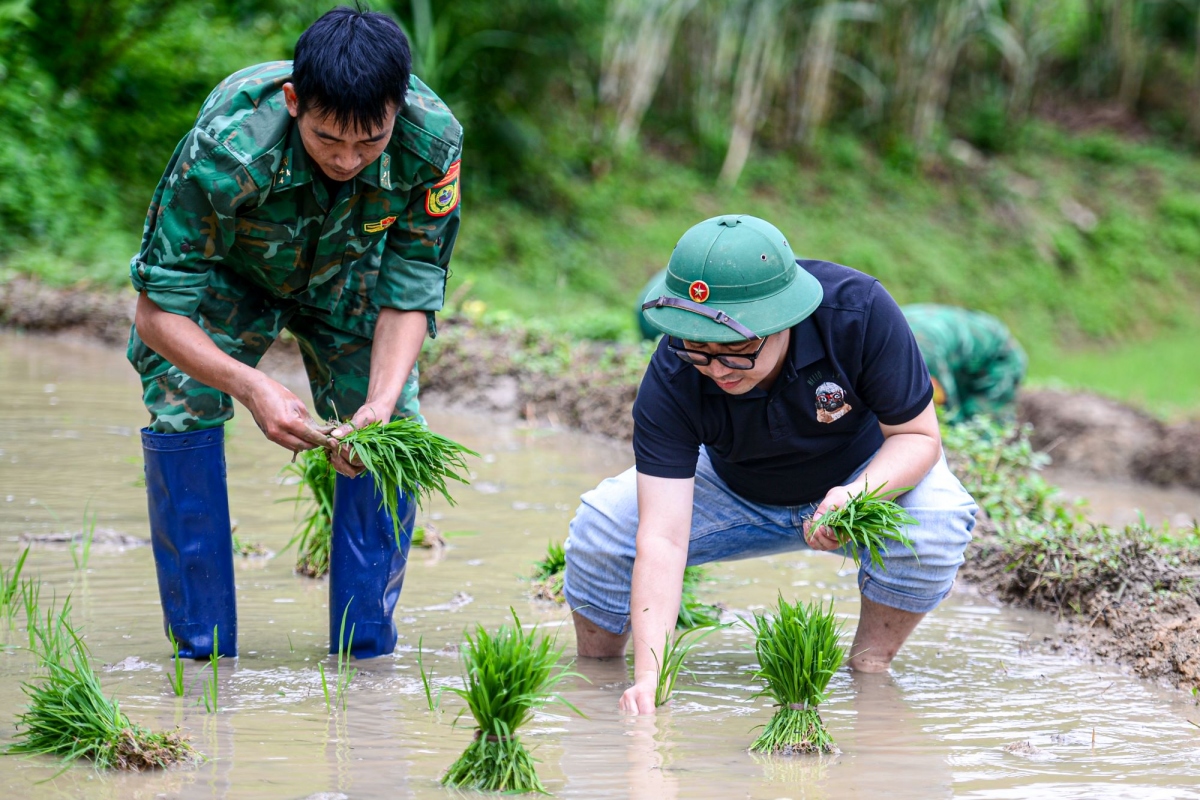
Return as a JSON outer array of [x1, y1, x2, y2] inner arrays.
[[130, 128, 262, 317], [372, 158, 462, 332]]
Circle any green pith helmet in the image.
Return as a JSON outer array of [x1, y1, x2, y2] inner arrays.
[[641, 215, 823, 343]]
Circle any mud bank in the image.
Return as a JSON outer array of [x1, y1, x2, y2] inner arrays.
[[960, 516, 1200, 690]]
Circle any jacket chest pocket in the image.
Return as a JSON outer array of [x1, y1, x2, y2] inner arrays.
[[234, 218, 308, 290]]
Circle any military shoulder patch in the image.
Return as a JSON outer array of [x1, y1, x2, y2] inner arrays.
[[364, 216, 399, 235], [426, 160, 461, 218]]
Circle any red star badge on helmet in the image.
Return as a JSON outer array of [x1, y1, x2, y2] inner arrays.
[[689, 280, 710, 303]]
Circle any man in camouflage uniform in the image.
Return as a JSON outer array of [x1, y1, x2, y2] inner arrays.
[[130, 7, 461, 660], [901, 304, 1026, 424]]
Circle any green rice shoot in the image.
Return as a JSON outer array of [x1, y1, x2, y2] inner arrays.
[[282, 448, 336, 577], [7, 609, 196, 770], [652, 623, 723, 707], [442, 609, 582, 793], [332, 418, 478, 546], [167, 628, 185, 697], [812, 484, 918, 570], [200, 625, 220, 713], [530, 541, 720, 628], [742, 595, 845, 755], [1, 547, 30, 626]]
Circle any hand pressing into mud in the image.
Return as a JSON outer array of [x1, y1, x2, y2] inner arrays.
[[327, 401, 393, 477], [804, 483, 862, 551], [619, 674, 658, 716], [243, 374, 334, 454]]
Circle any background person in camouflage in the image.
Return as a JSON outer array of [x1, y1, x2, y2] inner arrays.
[[130, 7, 462, 661], [638, 272, 1024, 424], [901, 304, 1027, 424]]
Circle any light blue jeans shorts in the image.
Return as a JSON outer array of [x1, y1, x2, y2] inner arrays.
[[563, 447, 978, 635]]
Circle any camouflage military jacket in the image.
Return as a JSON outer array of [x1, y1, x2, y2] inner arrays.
[[130, 61, 462, 338]]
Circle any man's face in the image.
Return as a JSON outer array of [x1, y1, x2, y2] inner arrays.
[[681, 331, 789, 395], [283, 83, 396, 181]]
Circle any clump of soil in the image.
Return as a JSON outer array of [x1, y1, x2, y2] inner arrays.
[[961, 514, 1200, 690]]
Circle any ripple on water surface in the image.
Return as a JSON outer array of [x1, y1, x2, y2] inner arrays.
[[0, 333, 1198, 799]]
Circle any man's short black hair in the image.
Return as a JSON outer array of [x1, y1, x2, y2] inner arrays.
[[293, 6, 411, 132]]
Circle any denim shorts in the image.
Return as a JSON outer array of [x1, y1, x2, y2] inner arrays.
[[563, 447, 978, 635]]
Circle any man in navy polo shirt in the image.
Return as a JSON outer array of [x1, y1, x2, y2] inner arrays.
[[562, 215, 978, 715]]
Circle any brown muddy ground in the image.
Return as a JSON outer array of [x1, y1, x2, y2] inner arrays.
[[4, 278, 1200, 693], [960, 515, 1200, 691]]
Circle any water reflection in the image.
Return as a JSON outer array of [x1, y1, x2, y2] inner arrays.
[[1, 332, 1199, 799]]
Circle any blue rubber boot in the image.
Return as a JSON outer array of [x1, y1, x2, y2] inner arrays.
[[142, 427, 238, 659], [329, 472, 414, 659]]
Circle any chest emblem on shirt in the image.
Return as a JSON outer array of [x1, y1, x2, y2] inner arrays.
[[426, 160, 461, 217], [363, 215, 398, 234], [815, 381, 852, 423], [688, 280, 710, 303]]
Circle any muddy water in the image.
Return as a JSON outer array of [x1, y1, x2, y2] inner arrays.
[[1, 332, 1199, 800]]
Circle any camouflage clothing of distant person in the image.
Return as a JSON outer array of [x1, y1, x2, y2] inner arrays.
[[900, 304, 1026, 424], [129, 7, 461, 661]]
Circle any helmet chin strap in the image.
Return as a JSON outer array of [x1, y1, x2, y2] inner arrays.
[[641, 296, 760, 341]]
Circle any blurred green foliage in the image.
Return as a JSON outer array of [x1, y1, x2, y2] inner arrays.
[[1, 0, 1199, 410]]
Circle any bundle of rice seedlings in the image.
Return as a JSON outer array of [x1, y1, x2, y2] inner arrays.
[[530, 540, 566, 603], [333, 418, 477, 542], [412, 524, 447, 550], [282, 448, 336, 577], [742, 595, 845, 755], [811, 484, 918, 570], [441, 610, 581, 793], [8, 615, 196, 770], [528, 541, 720, 628], [676, 566, 722, 629]]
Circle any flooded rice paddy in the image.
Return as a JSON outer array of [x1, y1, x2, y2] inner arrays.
[[1, 332, 1199, 799]]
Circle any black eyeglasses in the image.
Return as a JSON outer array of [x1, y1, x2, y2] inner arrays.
[[667, 337, 767, 370]]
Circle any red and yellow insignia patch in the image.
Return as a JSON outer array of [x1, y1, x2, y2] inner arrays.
[[363, 215, 398, 235], [688, 280, 710, 303], [426, 160, 461, 218]]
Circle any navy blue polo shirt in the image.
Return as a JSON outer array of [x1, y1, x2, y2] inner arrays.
[[633, 260, 933, 507]]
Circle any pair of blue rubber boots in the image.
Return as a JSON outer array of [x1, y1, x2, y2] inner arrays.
[[142, 427, 412, 659]]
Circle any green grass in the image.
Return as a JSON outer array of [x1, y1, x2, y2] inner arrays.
[[441, 610, 581, 793], [5, 125, 1200, 411], [742, 596, 845, 755]]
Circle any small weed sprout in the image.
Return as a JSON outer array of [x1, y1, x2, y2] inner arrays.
[[651, 623, 722, 707], [332, 418, 478, 544], [743, 596, 845, 755], [70, 505, 96, 571], [334, 603, 357, 712], [812, 484, 918, 570], [442, 610, 582, 793], [7, 609, 196, 770], [417, 635, 438, 712], [1, 548, 31, 626], [282, 448, 336, 577], [167, 628, 185, 697], [201, 626, 220, 713]]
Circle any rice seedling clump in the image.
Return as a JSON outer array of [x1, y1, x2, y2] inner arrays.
[[283, 448, 336, 577], [529, 540, 721, 628], [8, 616, 196, 770], [812, 484, 918, 570], [743, 596, 845, 755], [441, 610, 580, 793]]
